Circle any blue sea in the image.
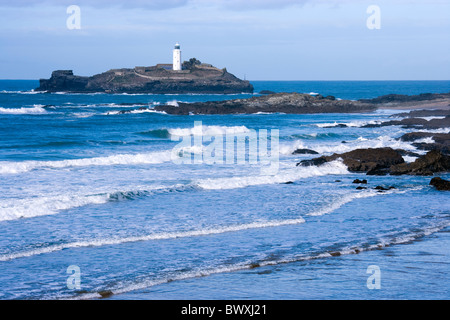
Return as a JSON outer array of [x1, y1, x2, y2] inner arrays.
[[0, 80, 449, 300]]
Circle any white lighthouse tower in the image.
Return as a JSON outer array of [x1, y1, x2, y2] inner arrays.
[[172, 42, 181, 71]]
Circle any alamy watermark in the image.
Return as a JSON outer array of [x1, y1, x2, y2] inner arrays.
[[66, 265, 81, 290], [170, 121, 279, 175], [66, 5, 81, 30], [366, 265, 381, 289], [366, 5, 381, 30]]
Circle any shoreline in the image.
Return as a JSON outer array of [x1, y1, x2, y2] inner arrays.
[[376, 98, 450, 110], [147, 92, 450, 115]]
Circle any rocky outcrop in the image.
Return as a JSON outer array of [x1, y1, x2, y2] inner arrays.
[[298, 147, 405, 175], [292, 148, 319, 155], [35, 64, 253, 94], [259, 90, 276, 95], [430, 177, 450, 191], [393, 109, 450, 118], [359, 92, 450, 104], [390, 150, 450, 176], [362, 116, 450, 130], [297, 148, 449, 176], [154, 92, 376, 115], [398, 132, 450, 154]]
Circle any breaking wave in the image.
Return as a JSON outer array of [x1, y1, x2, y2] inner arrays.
[[0, 186, 387, 261], [280, 135, 420, 155], [0, 105, 47, 114], [0, 150, 174, 174], [196, 160, 349, 190], [140, 125, 252, 139], [314, 120, 382, 128], [69, 217, 450, 299]]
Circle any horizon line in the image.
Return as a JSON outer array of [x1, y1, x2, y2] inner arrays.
[[1, 79, 450, 82]]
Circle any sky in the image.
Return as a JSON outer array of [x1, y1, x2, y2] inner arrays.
[[0, 0, 449, 80]]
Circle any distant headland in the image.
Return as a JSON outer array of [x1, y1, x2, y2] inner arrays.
[[35, 43, 253, 94]]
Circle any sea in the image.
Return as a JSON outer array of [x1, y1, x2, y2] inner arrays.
[[0, 80, 449, 300]]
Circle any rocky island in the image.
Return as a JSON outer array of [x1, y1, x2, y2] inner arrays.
[[35, 59, 253, 94]]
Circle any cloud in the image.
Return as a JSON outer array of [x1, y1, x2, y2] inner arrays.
[[0, 0, 447, 11], [0, 0, 189, 10], [198, 0, 308, 10]]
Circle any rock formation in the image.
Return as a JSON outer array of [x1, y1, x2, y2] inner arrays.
[[154, 92, 376, 115], [35, 63, 253, 94], [297, 148, 450, 176], [430, 177, 450, 191]]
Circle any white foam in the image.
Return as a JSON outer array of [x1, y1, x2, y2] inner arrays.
[[0, 90, 42, 94], [281, 135, 419, 156], [415, 128, 450, 134], [414, 137, 435, 144], [105, 109, 167, 115], [73, 214, 450, 299], [0, 193, 109, 222], [417, 116, 446, 121], [0, 184, 179, 222], [403, 155, 418, 163], [0, 105, 47, 114], [196, 160, 349, 190], [314, 120, 381, 128], [306, 190, 377, 216], [169, 125, 251, 137], [0, 218, 306, 262], [0, 150, 174, 174], [166, 100, 179, 107]]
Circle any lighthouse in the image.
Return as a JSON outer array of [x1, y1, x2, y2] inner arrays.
[[173, 42, 181, 71]]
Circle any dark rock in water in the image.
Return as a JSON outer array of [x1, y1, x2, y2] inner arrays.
[[341, 141, 347, 143], [335, 180, 342, 182], [363, 116, 450, 130], [356, 186, 367, 190], [394, 149, 421, 158], [98, 290, 113, 298], [303, 148, 404, 173], [297, 156, 328, 167], [114, 106, 151, 115], [259, 90, 276, 95], [366, 166, 392, 176], [323, 123, 347, 128], [430, 177, 450, 191], [329, 251, 341, 257], [283, 181, 294, 184], [400, 132, 435, 142], [36, 64, 253, 94], [295, 147, 441, 176], [362, 117, 429, 128], [394, 109, 450, 118], [374, 186, 395, 191], [390, 150, 450, 176], [292, 148, 319, 155], [399, 132, 450, 154], [359, 92, 450, 104], [334, 148, 404, 173], [353, 179, 367, 184], [154, 92, 376, 115]]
